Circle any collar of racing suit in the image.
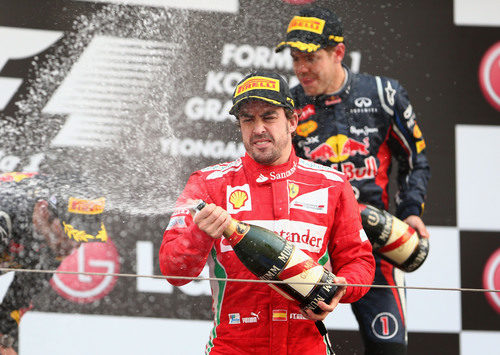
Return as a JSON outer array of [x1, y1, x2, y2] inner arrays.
[[242, 149, 300, 185], [310, 63, 353, 106]]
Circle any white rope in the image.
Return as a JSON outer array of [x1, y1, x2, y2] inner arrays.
[[1, 267, 498, 293]]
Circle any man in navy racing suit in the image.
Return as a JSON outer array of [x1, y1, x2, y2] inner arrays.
[[276, 6, 430, 355], [0, 172, 107, 354]]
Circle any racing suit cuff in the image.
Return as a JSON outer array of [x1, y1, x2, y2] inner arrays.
[[397, 204, 421, 221]]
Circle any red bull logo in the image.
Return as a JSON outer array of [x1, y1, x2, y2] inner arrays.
[[340, 157, 378, 181], [303, 134, 370, 163]]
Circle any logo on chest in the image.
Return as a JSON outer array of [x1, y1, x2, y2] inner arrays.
[[226, 184, 252, 214]]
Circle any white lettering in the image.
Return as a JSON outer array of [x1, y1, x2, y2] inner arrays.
[[350, 126, 379, 135], [160, 138, 245, 160], [221, 43, 292, 70], [205, 71, 243, 95], [0, 154, 20, 171], [184, 97, 233, 122], [136, 241, 210, 296], [268, 161, 297, 180]]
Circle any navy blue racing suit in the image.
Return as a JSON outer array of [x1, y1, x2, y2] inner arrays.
[[291, 65, 430, 354], [0, 176, 62, 350]]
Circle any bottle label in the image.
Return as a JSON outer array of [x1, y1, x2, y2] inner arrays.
[[277, 247, 324, 297], [225, 220, 250, 246], [261, 242, 294, 281], [378, 218, 419, 264]]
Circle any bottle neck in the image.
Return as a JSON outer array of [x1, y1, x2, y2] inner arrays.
[[223, 218, 249, 246]]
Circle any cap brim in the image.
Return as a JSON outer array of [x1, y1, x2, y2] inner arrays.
[[229, 96, 290, 116], [61, 214, 108, 242], [275, 40, 322, 53]]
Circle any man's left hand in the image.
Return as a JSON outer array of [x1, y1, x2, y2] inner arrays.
[[404, 215, 430, 239], [301, 276, 347, 321]]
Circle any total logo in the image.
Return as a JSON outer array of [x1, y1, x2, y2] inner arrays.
[[478, 41, 500, 111], [50, 238, 120, 303], [303, 134, 370, 163], [483, 248, 500, 314]]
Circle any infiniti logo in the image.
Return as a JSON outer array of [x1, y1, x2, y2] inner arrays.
[[354, 97, 372, 108]]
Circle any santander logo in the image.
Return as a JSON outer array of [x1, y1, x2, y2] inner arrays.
[[277, 229, 324, 252]]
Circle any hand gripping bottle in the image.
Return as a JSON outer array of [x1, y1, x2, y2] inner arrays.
[[193, 200, 338, 314], [359, 204, 429, 272]]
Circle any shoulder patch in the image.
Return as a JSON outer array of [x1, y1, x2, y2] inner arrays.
[[375, 76, 395, 115], [204, 159, 243, 180], [297, 159, 344, 182]]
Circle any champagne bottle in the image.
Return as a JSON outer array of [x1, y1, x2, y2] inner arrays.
[[359, 203, 429, 272], [193, 200, 338, 314]]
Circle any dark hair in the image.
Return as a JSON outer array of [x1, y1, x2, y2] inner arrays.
[[285, 109, 297, 137]]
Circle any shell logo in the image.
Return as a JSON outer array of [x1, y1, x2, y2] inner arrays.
[[229, 190, 248, 209]]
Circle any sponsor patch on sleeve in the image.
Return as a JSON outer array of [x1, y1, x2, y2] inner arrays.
[[416, 139, 426, 153], [360, 229, 368, 243], [166, 216, 187, 230]]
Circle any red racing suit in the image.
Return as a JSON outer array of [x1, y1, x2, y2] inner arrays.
[[159, 150, 375, 354]]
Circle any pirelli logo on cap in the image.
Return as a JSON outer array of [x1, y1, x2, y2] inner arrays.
[[287, 16, 325, 34], [68, 197, 105, 215], [234, 76, 280, 98]]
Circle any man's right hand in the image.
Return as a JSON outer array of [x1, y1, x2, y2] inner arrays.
[[404, 215, 430, 239], [193, 202, 232, 239]]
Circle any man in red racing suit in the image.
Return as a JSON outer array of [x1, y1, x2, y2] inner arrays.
[[159, 71, 375, 354]]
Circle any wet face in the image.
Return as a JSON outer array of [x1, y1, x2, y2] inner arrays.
[[238, 100, 298, 166], [32, 200, 78, 257], [291, 46, 344, 96]]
